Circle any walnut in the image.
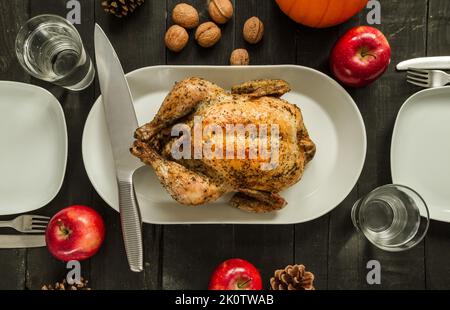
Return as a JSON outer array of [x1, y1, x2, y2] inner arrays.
[[208, 0, 233, 24], [230, 49, 249, 66], [172, 3, 199, 29], [165, 25, 189, 52], [243, 16, 264, 44], [195, 22, 221, 48]]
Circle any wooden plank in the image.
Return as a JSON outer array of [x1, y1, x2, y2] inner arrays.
[[162, 225, 234, 289], [234, 0, 297, 65], [233, 224, 294, 290], [0, 0, 29, 82], [295, 216, 329, 290], [24, 0, 95, 289], [426, 222, 450, 290], [328, 0, 429, 289], [0, 0, 29, 290], [425, 0, 450, 290], [89, 0, 166, 289], [295, 20, 344, 287], [293, 15, 342, 292], [162, 0, 236, 290], [232, 0, 296, 288]]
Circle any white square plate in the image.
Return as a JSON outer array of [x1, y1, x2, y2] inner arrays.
[[392, 87, 450, 222], [0, 81, 67, 215], [82, 65, 366, 224]]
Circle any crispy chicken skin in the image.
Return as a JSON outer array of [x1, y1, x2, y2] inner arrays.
[[131, 78, 316, 213]]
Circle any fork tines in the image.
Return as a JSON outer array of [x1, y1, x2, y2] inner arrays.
[[407, 68, 430, 87], [28, 215, 50, 233]]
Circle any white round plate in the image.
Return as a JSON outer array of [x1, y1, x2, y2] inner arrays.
[[82, 65, 366, 224], [0, 81, 67, 215], [392, 87, 450, 222]]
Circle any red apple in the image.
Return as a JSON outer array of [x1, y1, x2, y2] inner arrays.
[[330, 26, 391, 87], [46, 205, 105, 261], [208, 258, 262, 290]]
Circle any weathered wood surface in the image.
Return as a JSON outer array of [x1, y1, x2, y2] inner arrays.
[[0, 0, 449, 290]]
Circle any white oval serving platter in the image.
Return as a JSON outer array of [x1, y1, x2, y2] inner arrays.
[[82, 65, 366, 224]]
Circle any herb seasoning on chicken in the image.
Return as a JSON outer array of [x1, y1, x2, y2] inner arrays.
[[131, 78, 315, 213]]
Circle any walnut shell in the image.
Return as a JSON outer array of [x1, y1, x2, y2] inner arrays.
[[208, 0, 233, 24], [230, 49, 249, 66], [195, 22, 221, 48], [165, 25, 189, 52], [243, 16, 264, 44], [172, 3, 199, 29]]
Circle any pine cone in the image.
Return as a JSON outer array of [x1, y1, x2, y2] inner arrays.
[[101, 0, 145, 18], [270, 264, 315, 290], [41, 278, 91, 290]]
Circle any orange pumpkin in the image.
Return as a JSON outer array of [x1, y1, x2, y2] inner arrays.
[[276, 0, 368, 28]]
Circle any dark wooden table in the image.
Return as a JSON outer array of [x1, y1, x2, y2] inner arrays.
[[1, 0, 449, 290]]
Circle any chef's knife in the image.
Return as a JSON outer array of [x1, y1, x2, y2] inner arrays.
[[0, 235, 46, 249], [397, 56, 450, 71], [94, 24, 143, 272]]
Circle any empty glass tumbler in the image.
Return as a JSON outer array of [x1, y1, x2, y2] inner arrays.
[[15, 14, 95, 91], [351, 184, 430, 252]]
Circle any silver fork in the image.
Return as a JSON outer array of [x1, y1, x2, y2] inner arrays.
[[0, 215, 50, 233], [407, 68, 450, 88]]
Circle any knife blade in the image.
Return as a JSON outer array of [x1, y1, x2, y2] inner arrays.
[[397, 56, 450, 71], [94, 24, 144, 272], [0, 235, 46, 249]]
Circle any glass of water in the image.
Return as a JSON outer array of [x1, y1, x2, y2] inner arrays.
[[15, 14, 95, 91], [351, 184, 430, 252]]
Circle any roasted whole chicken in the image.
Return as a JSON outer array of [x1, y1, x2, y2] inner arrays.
[[131, 78, 316, 213]]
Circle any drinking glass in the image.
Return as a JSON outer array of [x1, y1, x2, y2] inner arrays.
[[15, 14, 95, 91], [351, 184, 429, 252]]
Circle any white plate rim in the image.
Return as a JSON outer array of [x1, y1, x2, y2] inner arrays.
[[0, 81, 68, 215], [82, 65, 367, 224], [391, 86, 450, 223]]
